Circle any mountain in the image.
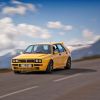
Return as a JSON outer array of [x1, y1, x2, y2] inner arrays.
[[89, 39, 100, 55], [0, 49, 21, 68], [71, 39, 100, 60]]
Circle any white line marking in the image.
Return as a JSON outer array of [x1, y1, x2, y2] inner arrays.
[[54, 73, 81, 82], [0, 85, 39, 99]]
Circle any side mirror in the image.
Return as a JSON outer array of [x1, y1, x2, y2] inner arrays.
[[16, 49, 24, 55], [20, 51, 23, 54]]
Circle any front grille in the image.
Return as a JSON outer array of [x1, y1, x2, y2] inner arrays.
[[34, 64, 42, 66], [27, 59, 35, 63], [12, 64, 18, 66], [18, 59, 27, 63], [12, 59, 35, 63]]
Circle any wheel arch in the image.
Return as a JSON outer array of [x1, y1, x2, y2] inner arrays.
[[68, 56, 71, 60]]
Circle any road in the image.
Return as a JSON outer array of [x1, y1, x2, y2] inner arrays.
[[0, 59, 100, 100]]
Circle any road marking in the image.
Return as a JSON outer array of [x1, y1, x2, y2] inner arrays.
[[54, 73, 81, 82], [0, 85, 39, 99]]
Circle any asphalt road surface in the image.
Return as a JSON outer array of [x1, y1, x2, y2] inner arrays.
[[0, 59, 100, 100]]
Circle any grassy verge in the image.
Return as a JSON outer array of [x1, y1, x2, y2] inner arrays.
[[0, 68, 12, 73], [72, 55, 100, 62]]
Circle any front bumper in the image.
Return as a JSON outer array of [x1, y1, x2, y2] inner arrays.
[[11, 63, 47, 72]]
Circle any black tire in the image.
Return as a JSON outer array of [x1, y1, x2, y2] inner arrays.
[[14, 71, 20, 74], [65, 57, 71, 69], [46, 60, 53, 73]]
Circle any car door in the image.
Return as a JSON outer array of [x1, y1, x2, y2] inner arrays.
[[56, 44, 68, 67], [52, 45, 61, 68]]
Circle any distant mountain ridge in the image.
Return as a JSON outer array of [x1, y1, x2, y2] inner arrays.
[[71, 39, 100, 60]]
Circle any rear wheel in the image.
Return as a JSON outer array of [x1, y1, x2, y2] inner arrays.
[[46, 60, 53, 73], [65, 57, 71, 69]]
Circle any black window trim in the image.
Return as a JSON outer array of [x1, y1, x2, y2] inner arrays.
[[56, 43, 66, 53], [53, 43, 66, 53]]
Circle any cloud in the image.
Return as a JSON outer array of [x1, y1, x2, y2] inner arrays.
[[0, 17, 51, 51], [47, 21, 62, 29], [17, 23, 51, 39], [63, 25, 73, 31], [2, 6, 27, 15], [0, 17, 12, 23], [47, 21, 73, 31], [83, 29, 93, 39], [59, 32, 65, 35], [12, 0, 23, 5], [82, 29, 100, 43], [2, 0, 37, 15], [66, 39, 84, 45], [0, 34, 15, 50], [0, 17, 17, 50], [40, 32, 51, 39]]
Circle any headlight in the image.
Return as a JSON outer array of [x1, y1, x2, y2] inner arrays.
[[35, 59, 42, 63], [38, 59, 42, 63], [12, 59, 18, 63], [35, 59, 39, 63]]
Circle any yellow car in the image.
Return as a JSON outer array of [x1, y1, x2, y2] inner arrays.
[[11, 42, 71, 73]]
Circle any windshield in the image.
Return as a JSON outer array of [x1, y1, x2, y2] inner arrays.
[[24, 44, 51, 54]]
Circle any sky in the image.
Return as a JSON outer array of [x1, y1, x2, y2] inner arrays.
[[0, 0, 100, 53]]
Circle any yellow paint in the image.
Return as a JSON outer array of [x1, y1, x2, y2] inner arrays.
[[11, 42, 71, 72]]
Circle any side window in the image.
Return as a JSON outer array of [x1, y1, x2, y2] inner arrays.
[[43, 45, 51, 53], [56, 44, 66, 53], [43, 45, 49, 50], [53, 45, 59, 52], [33, 45, 38, 52]]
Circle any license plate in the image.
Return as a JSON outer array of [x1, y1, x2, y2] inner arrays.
[[27, 64, 32, 68], [20, 64, 26, 67], [20, 64, 32, 68]]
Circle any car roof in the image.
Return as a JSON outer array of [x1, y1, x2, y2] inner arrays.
[[32, 42, 64, 45]]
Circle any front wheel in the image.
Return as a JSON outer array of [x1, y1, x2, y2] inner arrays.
[[14, 71, 20, 74], [64, 57, 71, 69], [46, 60, 53, 73]]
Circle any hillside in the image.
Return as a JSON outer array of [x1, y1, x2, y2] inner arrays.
[[71, 39, 100, 60]]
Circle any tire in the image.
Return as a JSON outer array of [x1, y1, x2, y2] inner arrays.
[[65, 57, 71, 69], [14, 71, 20, 74], [46, 60, 53, 73]]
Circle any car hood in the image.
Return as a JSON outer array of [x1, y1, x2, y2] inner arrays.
[[13, 54, 51, 59]]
